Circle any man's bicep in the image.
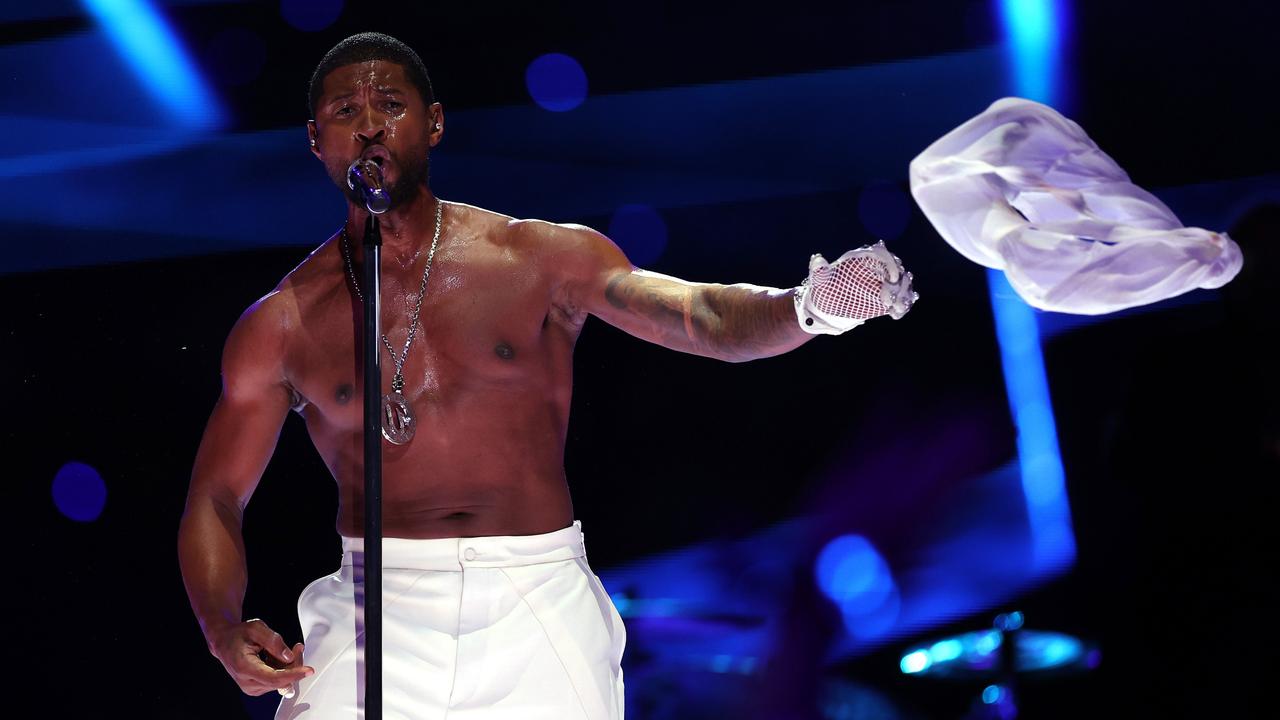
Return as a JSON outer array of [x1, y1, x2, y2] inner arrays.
[[187, 297, 293, 512]]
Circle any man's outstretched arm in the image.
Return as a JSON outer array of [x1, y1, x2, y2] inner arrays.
[[542, 221, 914, 363]]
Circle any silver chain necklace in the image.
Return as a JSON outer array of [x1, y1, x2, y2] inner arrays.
[[340, 198, 443, 445]]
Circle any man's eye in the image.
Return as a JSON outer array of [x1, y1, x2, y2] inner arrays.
[[385, 102, 404, 111], [336, 106, 354, 116]]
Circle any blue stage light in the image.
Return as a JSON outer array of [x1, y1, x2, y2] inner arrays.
[[995, 610, 1024, 631], [982, 684, 1005, 704], [609, 592, 632, 617], [974, 629, 1003, 655], [816, 534, 879, 601], [929, 638, 964, 663], [988, 1, 1077, 571], [1019, 631, 1083, 670], [280, 0, 343, 32], [52, 461, 107, 522], [996, 0, 1065, 105], [608, 204, 668, 267], [80, 0, 225, 129], [815, 534, 899, 638], [526, 53, 588, 112], [987, 270, 1075, 568], [900, 649, 931, 674]]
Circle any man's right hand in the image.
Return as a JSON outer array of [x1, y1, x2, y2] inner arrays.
[[208, 618, 315, 696]]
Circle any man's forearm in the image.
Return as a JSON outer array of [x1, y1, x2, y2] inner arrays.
[[698, 283, 816, 363], [599, 271, 817, 362], [178, 494, 249, 652]]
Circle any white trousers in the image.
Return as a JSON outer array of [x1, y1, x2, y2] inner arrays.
[[275, 521, 626, 720]]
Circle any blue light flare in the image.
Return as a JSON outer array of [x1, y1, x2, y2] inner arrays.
[[996, 0, 1067, 105], [816, 535, 889, 604], [80, 0, 225, 129], [900, 650, 931, 674], [526, 53, 588, 112], [815, 534, 901, 638], [988, 270, 1075, 568], [989, 0, 1076, 572], [52, 461, 107, 522]]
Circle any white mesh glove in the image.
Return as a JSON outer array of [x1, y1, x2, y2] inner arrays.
[[793, 240, 918, 335]]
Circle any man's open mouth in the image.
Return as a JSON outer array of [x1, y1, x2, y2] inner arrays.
[[361, 146, 390, 166]]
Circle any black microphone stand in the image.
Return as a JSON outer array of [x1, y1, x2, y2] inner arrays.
[[360, 211, 384, 720]]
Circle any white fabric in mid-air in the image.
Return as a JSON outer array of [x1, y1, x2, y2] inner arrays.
[[908, 96, 1242, 315]]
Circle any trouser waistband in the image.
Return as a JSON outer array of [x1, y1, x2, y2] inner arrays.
[[340, 519, 586, 570]]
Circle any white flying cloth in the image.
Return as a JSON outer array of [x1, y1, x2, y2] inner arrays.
[[908, 96, 1242, 315]]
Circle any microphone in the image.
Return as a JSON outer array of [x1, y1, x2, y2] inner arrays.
[[347, 158, 391, 214]]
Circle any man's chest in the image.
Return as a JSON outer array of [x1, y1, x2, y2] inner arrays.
[[285, 248, 573, 424]]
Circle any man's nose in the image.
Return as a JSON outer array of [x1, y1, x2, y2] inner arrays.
[[355, 107, 386, 144]]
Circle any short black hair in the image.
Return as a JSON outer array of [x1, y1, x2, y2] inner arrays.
[[308, 32, 435, 117]]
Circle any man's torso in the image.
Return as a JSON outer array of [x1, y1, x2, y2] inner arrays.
[[274, 203, 585, 538]]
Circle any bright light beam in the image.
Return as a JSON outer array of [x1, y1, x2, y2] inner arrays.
[[988, 271, 1075, 569], [81, 0, 225, 129], [997, 0, 1064, 105], [992, 0, 1076, 571]]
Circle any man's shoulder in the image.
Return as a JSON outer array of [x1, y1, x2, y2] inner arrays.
[[228, 285, 298, 347], [498, 214, 604, 255]]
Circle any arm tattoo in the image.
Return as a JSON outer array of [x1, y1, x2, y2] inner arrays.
[[604, 273, 810, 362], [701, 284, 809, 361]]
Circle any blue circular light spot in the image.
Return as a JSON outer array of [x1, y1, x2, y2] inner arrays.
[[207, 28, 267, 87], [929, 638, 964, 663], [995, 610, 1025, 631], [608, 204, 668, 267], [52, 461, 106, 522], [900, 649, 931, 674], [525, 53, 588, 112], [857, 181, 912, 241], [975, 629, 1003, 655], [280, 0, 343, 32], [815, 534, 892, 607], [982, 684, 1004, 704]]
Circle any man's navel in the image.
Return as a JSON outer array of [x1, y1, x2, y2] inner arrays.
[[494, 342, 515, 361]]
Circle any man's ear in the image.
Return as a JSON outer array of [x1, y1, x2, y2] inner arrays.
[[428, 103, 444, 147], [307, 120, 321, 159]]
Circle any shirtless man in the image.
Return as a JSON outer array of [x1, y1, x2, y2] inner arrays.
[[178, 33, 915, 719]]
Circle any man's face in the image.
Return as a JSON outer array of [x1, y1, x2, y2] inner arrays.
[[308, 60, 441, 209]]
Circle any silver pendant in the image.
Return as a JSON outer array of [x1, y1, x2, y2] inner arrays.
[[381, 391, 415, 445]]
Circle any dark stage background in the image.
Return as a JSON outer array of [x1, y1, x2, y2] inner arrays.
[[4, 2, 1278, 718]]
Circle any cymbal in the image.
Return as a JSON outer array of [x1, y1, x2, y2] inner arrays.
[[900, 613, 1099, 679]]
